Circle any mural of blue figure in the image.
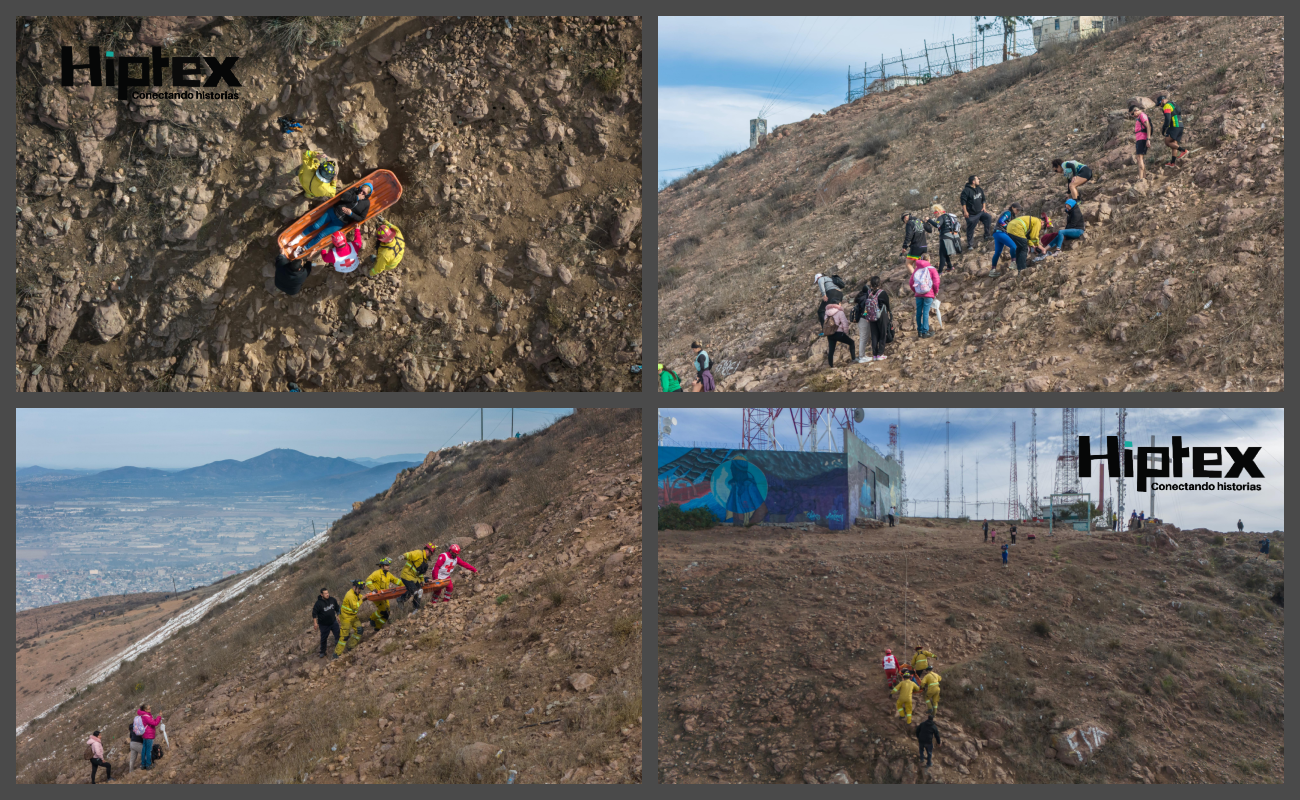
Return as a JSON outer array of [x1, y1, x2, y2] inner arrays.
[[712, 456, 768, 524]]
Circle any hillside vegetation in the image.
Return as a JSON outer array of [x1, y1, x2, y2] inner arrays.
[[16, 408, 643, 783], [658, 16, 1283, 392], [659, 519, 1284, 783]]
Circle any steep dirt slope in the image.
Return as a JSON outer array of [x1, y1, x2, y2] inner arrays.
[[16, 588, 223, 727], [16, 408, 643, 783], [657, 16, 1283, 392], [658, 520, 1284, 783], [16, 16, 643, 392]]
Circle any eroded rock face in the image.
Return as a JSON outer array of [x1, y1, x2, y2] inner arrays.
[[1052, 723, 1109, 767]]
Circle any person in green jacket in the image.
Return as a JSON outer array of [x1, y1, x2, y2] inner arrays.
[[658, 363, 682, 392]]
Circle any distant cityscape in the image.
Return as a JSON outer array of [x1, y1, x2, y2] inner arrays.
[[15, 497, 345, 611]]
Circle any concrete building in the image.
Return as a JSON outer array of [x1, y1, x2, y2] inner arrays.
[[749, 117, 767, 149], [868, 74, 928, 93], [1033, 16, 1106, 49], [845, 429, 903, 522]]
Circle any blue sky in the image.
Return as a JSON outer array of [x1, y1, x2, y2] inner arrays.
[[15, 408, 574, 469], [658, 408, 1284, 533], [659, 16, 1035, 187]]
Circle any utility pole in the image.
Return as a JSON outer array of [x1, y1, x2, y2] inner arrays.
[[976, 457, 979, 519], [1028, 408, 1038, 519], [945, 409, 950, 518], [1008, 422, 1019, 521], [1116, 409, 1128, 527], [481, 408, 484, 441], [961, 451, 965, 518], [1149, 434, 1157, 520], [511, 408, 514, 438]]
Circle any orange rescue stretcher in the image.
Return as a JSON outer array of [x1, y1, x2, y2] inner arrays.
[[363, 576, 450, 604], [277, 169, 403, 261]]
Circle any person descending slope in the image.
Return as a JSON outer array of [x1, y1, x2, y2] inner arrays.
[[1052, 158, 1093, 200], [397, 543, 438, 609], [298, 150, 339, 200], [1155, 94, 1191, 167], [892, 673, 921, 724], [370, 220, 405, 277], [364, 557, 404, 630], [918, 668, 942, 713], [322, 228, 364, 274], [335, 579, 368, 657], [1130, 103, 1155, 182], [960, 175, 993, 249], [428, 543, 478, 604]]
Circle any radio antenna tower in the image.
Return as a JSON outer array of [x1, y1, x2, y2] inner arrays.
[[1053, 408, 1080, 494], [1028, 408, 1038, 518], [899, 449, 907, 516], [1008, 422, 1019, 520], [1116, 408, 1127, 525], [889, 423, 898, 461], [944, 409, 950, 518]]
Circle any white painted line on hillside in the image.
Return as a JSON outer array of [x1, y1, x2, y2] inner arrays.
[[16, 529, 330, 737]]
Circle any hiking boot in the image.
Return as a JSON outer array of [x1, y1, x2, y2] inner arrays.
[[987, 269, 1001, 278]]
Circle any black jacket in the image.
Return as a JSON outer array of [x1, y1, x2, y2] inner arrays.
[[854, 286, 891, 320], [274, 254, 312, 295], [902, 219, 927, 251], [334, 187, 371, 224], [960, 184, 986, 216], [312, 596, 341, 626], [916, 718, 942, 746], [924, 213, 959, 238], [1063, 204, 1085, 231]]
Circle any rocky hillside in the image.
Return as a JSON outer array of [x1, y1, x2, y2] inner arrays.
[[16, 16, 643, 392], [16, 408, 643, 783], [657, 16, 1283, 392], [659, 520, 1284, 784]]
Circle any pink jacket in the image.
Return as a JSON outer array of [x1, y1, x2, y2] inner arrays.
[[138, 711, 162, 739], [909, 263, 940, 299], [824, 303, 852, 335], [87, 735, 105, 760], [322, 228, 364, 272]]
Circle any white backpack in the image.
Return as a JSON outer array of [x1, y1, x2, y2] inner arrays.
[[911, 266, 934, 296], [132, 715, 146, 737]]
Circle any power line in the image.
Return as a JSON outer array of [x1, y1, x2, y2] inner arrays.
[[437, 410, 481, 451], [1216, 408, 1284, 469], [658, 164, 712, 173]]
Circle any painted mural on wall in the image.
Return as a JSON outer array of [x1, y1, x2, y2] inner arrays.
[[658, 447, 849, 529]]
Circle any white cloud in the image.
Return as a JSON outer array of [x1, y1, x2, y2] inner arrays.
[[658, 85, 834, 178], [659, 16, 979, 73]]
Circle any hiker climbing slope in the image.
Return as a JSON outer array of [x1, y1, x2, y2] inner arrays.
[[900, 212, 928, 264], [658, 363, 683, 392], [365, 558, 404, 629], [960, 175, 993, 248], [428, 543, 477, 603], [923, 204, 962, 274], [919, 668, 942, 713], [299, 150, 339, 200], [892, 673, 921, 724], [911, 646, 936, 672], [397, 543, 438, 609], [1155, 94, 1191, 166], [1052, 158, 1093, 201], [1130, 103, 1155, 182], [336, 579, 368, 656]]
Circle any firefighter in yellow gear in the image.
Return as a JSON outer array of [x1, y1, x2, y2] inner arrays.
[[369, 221, 405, 277], [298, 150, 338, 200], [918, 669, 942, 712], [364, 558, 404, 630], [912, 646, 936, 671], [892, 675, 920, 724], [397, 543, 437, 609], [335, 579, 367, 656]]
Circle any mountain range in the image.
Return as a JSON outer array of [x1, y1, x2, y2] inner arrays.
[[16, 449, 420, 501]]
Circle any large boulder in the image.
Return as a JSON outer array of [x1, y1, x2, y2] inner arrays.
[[610, 205, 641, 248], [1051, 723, 1109, 767], [472, 522, 494, 539]]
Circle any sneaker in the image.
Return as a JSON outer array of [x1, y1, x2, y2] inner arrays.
[[876, 354, 888, 361], [987, 269, 1000, 278], [856, 356, 871, 364]]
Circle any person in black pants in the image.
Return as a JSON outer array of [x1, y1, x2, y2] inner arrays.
[[983, 519, 989, 542], [87, 731, 112, 783], [312, 587, 342, 658], [960, 175, 993, 248], [924, 205, 959, 274], [826, 329, 855, 367], [900, 212, 928, 265], [916, 715, 941, 768]]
